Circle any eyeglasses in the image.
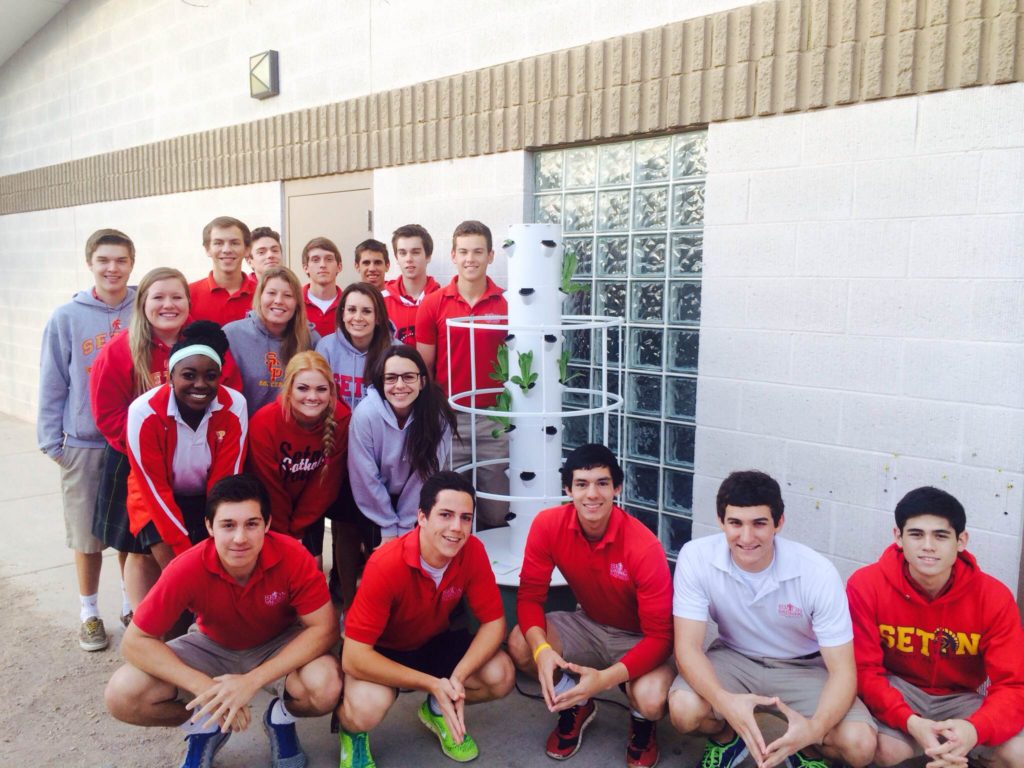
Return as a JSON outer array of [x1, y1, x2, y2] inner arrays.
[[383, 372, 423, 385]]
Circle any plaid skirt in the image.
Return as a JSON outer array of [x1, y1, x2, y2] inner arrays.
[[91, 444, 148, 554]]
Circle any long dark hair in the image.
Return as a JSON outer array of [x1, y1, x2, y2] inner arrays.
[[337, 282, 393, 385], [370, 345, 459, 480]]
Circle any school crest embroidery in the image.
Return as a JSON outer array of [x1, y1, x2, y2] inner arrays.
[[264, 591, 286, 606]]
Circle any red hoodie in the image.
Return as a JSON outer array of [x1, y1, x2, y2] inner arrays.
[[846, 543, 1024, 746], [383, 276, 440, 346]]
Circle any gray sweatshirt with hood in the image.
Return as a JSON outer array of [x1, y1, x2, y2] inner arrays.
[[223, 310, 320, 416], [347, 387, 452, 537], [315, 330, 377, 411], [37, 287, 137, 458]]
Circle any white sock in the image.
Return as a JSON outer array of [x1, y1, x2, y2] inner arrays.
[[80, 593, 99, 622], [180, 716, 218, 736], [120, 581, 132, 616], [427, 695, 442, 716], [630, 709, 646, 719], [270, 698, 296, 725], [552, 674, 576, 697]]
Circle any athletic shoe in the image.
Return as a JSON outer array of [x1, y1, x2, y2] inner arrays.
[[626, 714, 659, 767], [79, 616, 109, 651], [545, 699, 597, 760], [785, 750, 831, 768], [699, 733, 748, 768], [417, 699, 479, 762], [120, 610, 133, 627], [179, 730, 229, 768], [339, 730, 376, 768], [263, 698, 307, 768]]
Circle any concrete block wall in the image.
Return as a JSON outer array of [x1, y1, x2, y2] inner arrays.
[[0, 182, 281, 416], [694, 83, 1024, 591]]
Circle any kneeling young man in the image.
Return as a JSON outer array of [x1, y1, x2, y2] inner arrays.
[[508, 443, 674, 768], [105, 474, 341, 768], [669, 470, 876, 768], [847, 486, 1024, 768], [336, 471, 514, 766]]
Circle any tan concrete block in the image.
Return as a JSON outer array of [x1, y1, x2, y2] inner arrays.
[[864, 35, 886, 97], [607, 85, 624, 135], [569, 93, 589, 141], [538, 53, 553, 101], [809, 0, 829, 50], [993, 12, 1021, 82], [523, 58, 537, 103], [590, 41, 605, 90], [492, 109, 505, 153], [570, 46, 588, 94], [709, 66, 726, 120], [686, 70, 705, 124], [808, 50, 826, 107], [962, 0, 983, 19], [668, 21, 686, 74], [840, 0, 858, 42], [357, 97, 369, 133], [625, 83, 642, 133], [300, 108, 311, 143], [834, 41, 857, 102], [440, 78, 451, 119], [898, 0, 919, 31], [995, 0, 1019, 13], [785, 0, 803, 52], [425, 120, 437, 160], [464, 71, 477, 115], [756, 55, 777, 114], [479, 70, 492, 112], [426, 80, 438, 121], [735, 5, 753, 62], [387, 89, 399, 127], [896, 29, 918, 94], [643, 79, 662, 131], [401, 86, 413, 124], [465, 114, 478, 156], [926, 24, 948, 90], [536, 99, 551, 146], [555, 49, 570, 95], [377, 126, 389, 167], [478, 112, 491, 155], [452, 77, 464, 118], [590, 89, 604, 136], [732, 60, 754, 117], [869, 0, 887, 36], [327, 133, 338, 172], [628, 32, 643, 82], [689, 16, 708, 70], [609, 36, 625, 86], [552, 97, 567, 144], [414, 83, 426, 123], [666, 72, 683, 124], [413, 122, 425, 162], [508, 62, 522, 106], [712, 12, 729, 67], [757, 1, 777, 57], [492, 65, 506, 108], [782, 51, 800, 110], [523, 100, 536, 146], [927, 0, 949, 26], [507, 105, 522, 149], [644, 27, 665, 78]]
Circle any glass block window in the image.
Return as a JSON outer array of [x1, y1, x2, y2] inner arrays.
[[534, 132, 707, 560]]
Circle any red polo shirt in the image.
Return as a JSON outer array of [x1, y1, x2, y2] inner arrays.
[[517, 503, 673, 680], [133, 531, 329, 650], [303, 284, 342, 338], [189, 272, 257, 327], [415, 276, 507, 407], [383, 276, 441, 347], [345, 529, 504, 652]]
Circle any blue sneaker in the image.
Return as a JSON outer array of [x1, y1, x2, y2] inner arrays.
[[179, 729, 229, 768], [700, 733, 748, 768], [263, 698, 308, 768]]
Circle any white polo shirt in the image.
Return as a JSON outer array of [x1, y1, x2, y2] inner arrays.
[[673, 533, 852, 659]]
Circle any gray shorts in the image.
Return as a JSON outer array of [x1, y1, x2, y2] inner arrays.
[[58, 445, 105, 554], [670, 640, 874, 726], [167, 625, 303, 697], [547, 609, 647, 671], [875, 675, 1013, 761]]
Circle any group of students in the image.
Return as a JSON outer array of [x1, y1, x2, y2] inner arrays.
[[37, 219, 1024, 768]]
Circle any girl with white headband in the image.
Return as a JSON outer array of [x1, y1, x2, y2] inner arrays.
[[123, 320, 248, 602]]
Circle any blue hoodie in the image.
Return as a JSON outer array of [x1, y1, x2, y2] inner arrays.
[[37, 287, 137, 458], [223, 311, 320, 416], [347, 387, 452, 537]]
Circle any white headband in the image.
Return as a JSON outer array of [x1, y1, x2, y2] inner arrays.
[[169, 344, 222, 372]]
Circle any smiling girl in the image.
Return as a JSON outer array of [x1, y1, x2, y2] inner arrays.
[[124, 320, 247, 602], [223, 266, 320, 416], [247, 351, 352, 558], [348, 346, 458, 545]]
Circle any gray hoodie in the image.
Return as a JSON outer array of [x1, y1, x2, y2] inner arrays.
[[315, 330, 376, 411], [347, 387, 452, 537], [223, 311, 320, 416], [37, 287, 137, 458]]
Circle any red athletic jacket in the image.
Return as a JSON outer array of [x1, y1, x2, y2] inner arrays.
[[847, 544, 1024, 746], [382, 276, 440, 346], [125, 384, 247, 555], [246, 398, 351, 537]]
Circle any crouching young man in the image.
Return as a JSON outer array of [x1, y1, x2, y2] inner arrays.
[[336, 471, 514, 766], [105, 474, 341, 768]]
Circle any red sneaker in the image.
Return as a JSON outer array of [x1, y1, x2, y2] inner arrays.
[[626, 715, 659, 767], [545, 700, 597, 760]]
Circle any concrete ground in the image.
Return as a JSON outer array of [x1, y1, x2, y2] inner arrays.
[[0, 413, 708, 767]]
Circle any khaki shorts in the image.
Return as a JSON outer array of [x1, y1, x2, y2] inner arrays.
[[875, 675, 1014, 761], [670, 639, 874, 726], [167, 625, 303, 697], [548, 609, 647, 671], [59, 445, 105, 554]]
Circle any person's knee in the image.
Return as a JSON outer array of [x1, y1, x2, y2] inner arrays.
[[105, 665, 156, 723], [104, 670, 133, 721], [480, 650, 515, 699], [668, 688, 709, 734], [872, 733, 914, 767], [994, 732, 1024, 768], [299, 657, 342, 714], [629, 672, 671, 720], [338, 681, 392, 733], [828, 721, 877, 767], [506, 625, 530, 670]]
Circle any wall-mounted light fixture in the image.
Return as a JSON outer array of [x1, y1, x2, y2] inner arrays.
[[249, 50, 279, 99]]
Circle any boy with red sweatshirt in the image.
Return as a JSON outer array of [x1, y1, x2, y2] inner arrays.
[[847, 486, 1024, 767], [383, 224, 440, 346]]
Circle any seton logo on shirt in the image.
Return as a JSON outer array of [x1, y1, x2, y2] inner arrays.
[[777, 602, 803, 618], [441, 586, 463, 602], [609, 562, 629, 581], [264, 591, 286, 606], [265, 352, 284, 383]]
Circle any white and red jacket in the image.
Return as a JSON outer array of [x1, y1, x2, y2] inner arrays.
[[125, 384, 247, 556], [382, 276, 440, 347]]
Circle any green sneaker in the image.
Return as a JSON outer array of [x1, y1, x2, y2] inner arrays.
[[417, 699, 479, 762], [700, 733, 749, 768], [339, 730, 375, 768], [786, 750, 831, 768]]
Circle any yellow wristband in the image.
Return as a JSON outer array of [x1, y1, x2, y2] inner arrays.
[[532, 642, 552, 663]]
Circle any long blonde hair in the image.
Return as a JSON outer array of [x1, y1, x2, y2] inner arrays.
[[254, 266, 312, 366], [280, 351, 339, 468], [128, 267, 190, 396]]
